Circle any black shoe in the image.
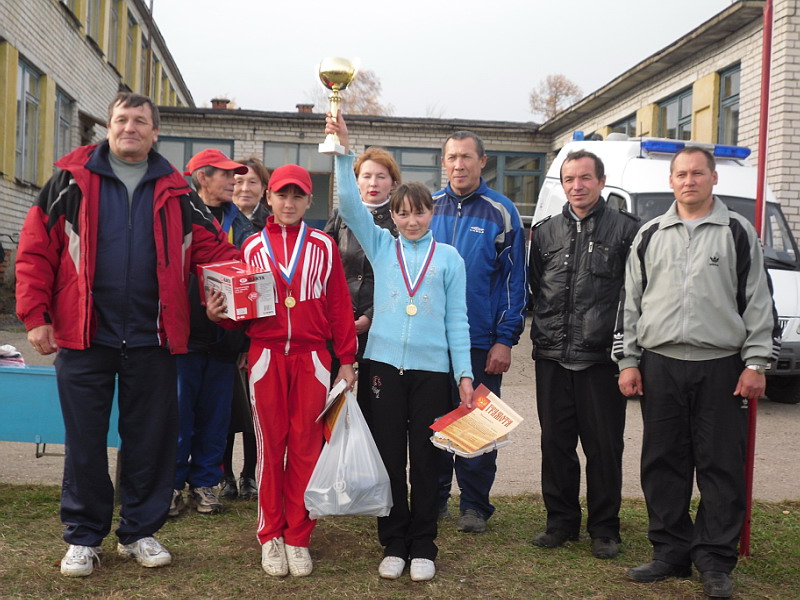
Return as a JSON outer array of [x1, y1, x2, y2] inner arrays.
[[238, 476, 258, 500], [701, 571, 733, 598], [591, 537, 619, 559], [457, 509, 487, 533], [532, 530, 578, 548], [627, 560, 692, 583], [219, 476, 238, 500], [438, 505, 450, 521]]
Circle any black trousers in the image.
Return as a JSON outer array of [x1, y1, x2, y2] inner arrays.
[[369, 361, 450, 561], [55, 345, 178, 546], [535, 359, 626, 540], [639, 351, 748, 573]]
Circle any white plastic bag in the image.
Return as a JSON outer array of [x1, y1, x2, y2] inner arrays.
[[304, 390, 392, 519]]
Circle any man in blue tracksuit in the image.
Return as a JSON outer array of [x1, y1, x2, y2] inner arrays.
[[431, 131, 527, 533]]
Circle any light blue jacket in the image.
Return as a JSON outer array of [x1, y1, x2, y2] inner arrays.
[[335, 154, 473, 380]]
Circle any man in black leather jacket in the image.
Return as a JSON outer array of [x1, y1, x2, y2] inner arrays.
[[528, 150, 639, 559]]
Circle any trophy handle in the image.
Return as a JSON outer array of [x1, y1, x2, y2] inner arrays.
[[329, 89, 341, 123], [319, 88, 345, 155]]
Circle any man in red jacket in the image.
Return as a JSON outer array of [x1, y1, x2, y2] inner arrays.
[[15, 92, 239, 578]]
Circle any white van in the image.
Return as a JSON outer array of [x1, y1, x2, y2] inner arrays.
[[533, 136, 800, 404]]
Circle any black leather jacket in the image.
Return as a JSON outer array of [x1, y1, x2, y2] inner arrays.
[[324, 202, 397, 360], [528, 198, 639, 364]]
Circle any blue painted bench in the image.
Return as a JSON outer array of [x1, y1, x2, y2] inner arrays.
[[0, 365, 120, 456]]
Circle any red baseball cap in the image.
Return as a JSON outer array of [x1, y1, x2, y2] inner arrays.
[[184, 148, 248, 176], [268, 164, 313, 194]]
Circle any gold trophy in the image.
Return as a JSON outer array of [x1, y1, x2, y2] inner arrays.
[[317, 57, 359, 155]]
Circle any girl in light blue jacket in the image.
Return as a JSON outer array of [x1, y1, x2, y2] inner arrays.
[[327, 113, 473, 582]]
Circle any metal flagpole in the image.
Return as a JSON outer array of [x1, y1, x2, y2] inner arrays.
[[741, 0, 773, 559]]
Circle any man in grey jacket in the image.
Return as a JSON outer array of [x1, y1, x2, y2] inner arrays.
[[615, 146, 775, 599]]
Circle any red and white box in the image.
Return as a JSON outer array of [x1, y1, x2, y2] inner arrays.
[[198, 260, 275, 321]]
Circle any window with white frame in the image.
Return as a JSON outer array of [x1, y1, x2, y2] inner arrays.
[[718, 65, 740, 145], [611, 114, 637, 137], [125, 14, 136, 85], [483, 152, 545, 223], [86, 0, 102, 42], [54, 90, 74, 163], [382, 147, 441, 191], [157, 137, 234, 178], [16, 60, 41, 183], [108, 0, 120, 67], [141, 38, 148, 93], [659, 89, 692, 140]]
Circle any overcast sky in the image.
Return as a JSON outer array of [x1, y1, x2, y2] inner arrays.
[[153, 0, 736, 123]]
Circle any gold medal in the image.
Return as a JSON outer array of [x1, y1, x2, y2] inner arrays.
[[284, 295, 296, 308], [396, 238, 435, 320]]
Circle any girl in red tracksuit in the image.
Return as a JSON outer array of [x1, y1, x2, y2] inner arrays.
[[208, 164, 356, 579]]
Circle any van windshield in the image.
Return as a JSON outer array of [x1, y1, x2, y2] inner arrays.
[[632, 193, 800, 270]]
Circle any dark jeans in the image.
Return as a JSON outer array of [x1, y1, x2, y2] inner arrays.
[[55, 345, 178, 546], [438, 348, 502, 520], [175, 352, 234, 489], [535, 359, 626, 540]]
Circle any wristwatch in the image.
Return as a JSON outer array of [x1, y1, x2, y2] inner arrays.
[[746, 364, 767, 375]]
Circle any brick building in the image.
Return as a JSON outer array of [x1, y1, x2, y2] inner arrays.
[[157, 2, 800, 237], [157, 105, 549, 229], [540, 0, 800, 232], [0, 0, 192, 250], [2, 0, 799, 259]]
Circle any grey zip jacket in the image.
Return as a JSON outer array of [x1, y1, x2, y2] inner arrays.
[[614, 197, 774, 370]]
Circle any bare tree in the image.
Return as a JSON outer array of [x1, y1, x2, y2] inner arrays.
[[424, 102, 447, 119], [529, 74, 582, 120], [307, 69, 394, 116]]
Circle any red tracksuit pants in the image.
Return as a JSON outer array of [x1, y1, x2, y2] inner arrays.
[[249, 344, 330, 547]]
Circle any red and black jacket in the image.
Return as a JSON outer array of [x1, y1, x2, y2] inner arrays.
[[16, 142, 239, 354]]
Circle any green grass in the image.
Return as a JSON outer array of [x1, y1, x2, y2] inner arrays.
[[0, 484, 798, 599]]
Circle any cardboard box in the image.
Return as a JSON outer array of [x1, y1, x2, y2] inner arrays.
[[198, 260, 275, 321]]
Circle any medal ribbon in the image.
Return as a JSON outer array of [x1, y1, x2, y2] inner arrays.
[[396, 237, 436, 300], [260, 222, 308, 288]]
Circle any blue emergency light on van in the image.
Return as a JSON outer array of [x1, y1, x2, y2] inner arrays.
[[713, 145, 752, 159], [641, 140, 685, 154], [640, 139, 751, 160]]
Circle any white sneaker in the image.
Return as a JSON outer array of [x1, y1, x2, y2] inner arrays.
[[117, 536, 172, 567], [60, 544, 101, 577], [410, 558, 436, 582], [285, 543, 313, 577], [378, 556, 406, 579], [261, 537, 288, 577]]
